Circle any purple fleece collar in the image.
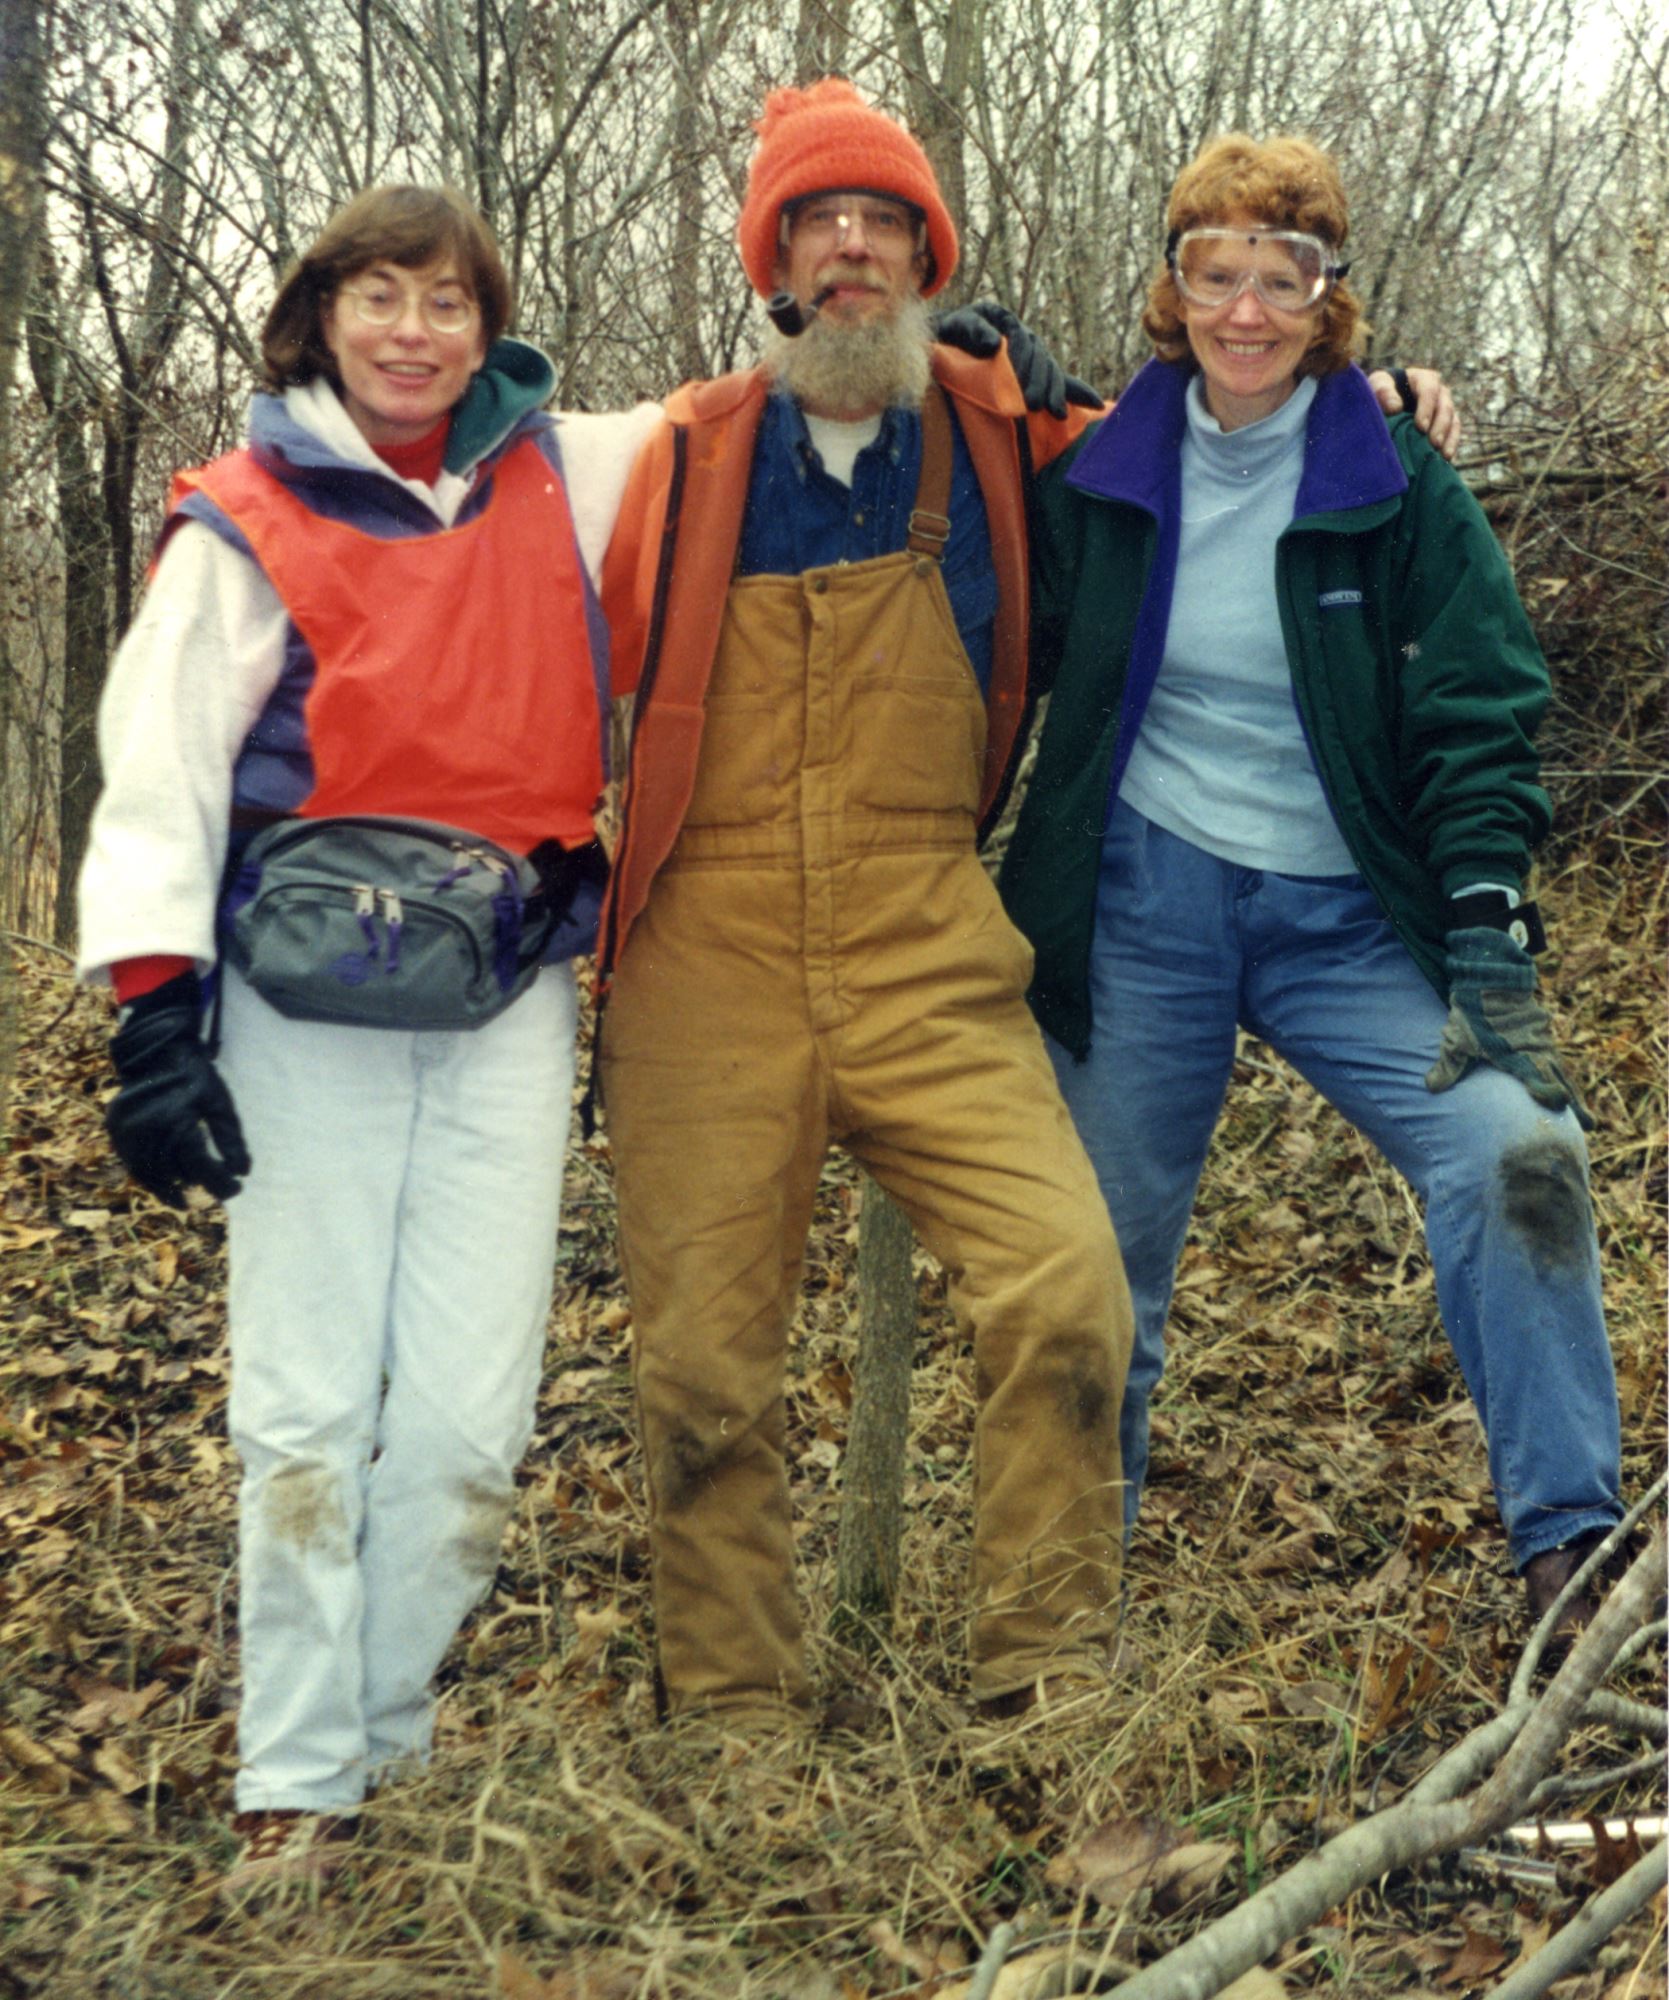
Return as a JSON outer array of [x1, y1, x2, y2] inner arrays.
[[1067, 358, 1409, 520]]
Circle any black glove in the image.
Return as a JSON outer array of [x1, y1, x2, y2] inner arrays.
[[931, 300, 1100, 419], [1424, 926, 1593, 1129], [526, 837, 609, 930], [106, 972, 251, 1205]]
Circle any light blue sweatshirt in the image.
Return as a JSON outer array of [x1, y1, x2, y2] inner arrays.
[[1119, 371, 1356, 875]]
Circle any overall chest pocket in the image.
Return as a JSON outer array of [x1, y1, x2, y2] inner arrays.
[[845, 565, 986, 816], [682, 581, 804, 829], [682, 698, 798, 828]]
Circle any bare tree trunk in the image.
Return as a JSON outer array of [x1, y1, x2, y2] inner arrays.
[[792, 0, 852, 79], [833, 1175, 918, 1638], [0, 0, 42, 414], [666, 0, 707, 383], [829, 10, 975, 1624], [0, 0, 45, 1131], [28, 248, 112, 950], [890, 0, 975, 300]]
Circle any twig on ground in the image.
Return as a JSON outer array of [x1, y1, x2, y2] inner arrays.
[[2, 929, 76, 963], [1512, 1475, 1668, 1700], [1477, 1533, 1669, 1828], [1580, 1690, 1667, 1743], [1485, 1840, 1668, 2000], [1100, 1528, 1667, 2000], [1611, 1621, 1668, 1676], [965, 1922, 1018, 2000], [1527, 1752, 1669, 1809]]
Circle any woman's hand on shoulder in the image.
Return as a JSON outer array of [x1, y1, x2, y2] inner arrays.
[[1367, 365, 1461, 461]]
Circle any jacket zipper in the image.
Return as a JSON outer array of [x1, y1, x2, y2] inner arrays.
[[1273, 530, 1441, 991], [596, 425, 688, 989], [978, 415, 1041, 846]]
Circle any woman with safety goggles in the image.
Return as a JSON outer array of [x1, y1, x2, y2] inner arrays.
[[999, 133, 1621, 1636]]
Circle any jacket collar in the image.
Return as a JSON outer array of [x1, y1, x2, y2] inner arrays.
[[249, 382, 473, 528], [1291, 364, 1409, 517], [249, 337, 555, 491], [1067, 357, 1408, 519], [665, 367, 769, 427], [444, 337, 557, 473], [931, 341, 1030, 417]]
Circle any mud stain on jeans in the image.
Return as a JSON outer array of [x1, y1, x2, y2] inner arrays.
[[1500, 1134, 1591, 1272], [264, 1461, 350, 1557], [454, 1479, 514, 1580]]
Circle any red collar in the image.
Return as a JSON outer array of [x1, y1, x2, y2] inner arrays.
[[373, 418, 449, 486]]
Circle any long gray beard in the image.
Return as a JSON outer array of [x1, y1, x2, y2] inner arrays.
[[763, 294, 934, 414]]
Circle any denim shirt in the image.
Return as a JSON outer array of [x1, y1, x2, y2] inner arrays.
[[736, 387, 998, 692]]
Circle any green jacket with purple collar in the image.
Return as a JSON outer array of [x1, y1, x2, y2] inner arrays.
[[998, 356, 1553, 1061]]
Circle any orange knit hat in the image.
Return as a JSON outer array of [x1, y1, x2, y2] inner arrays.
[[737, 78, 958, 299]]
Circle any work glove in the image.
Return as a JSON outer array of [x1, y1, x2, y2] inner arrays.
[[105, 971, 251, 1206], [526, 837, 609, 929], [1424, 926, 1593, 1130], [931, 300, 1101, 419]]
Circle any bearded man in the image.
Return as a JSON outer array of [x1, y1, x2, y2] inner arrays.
[[597, 79, 1135, 1730]]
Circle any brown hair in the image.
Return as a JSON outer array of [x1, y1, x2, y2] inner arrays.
[[260, 185, 512, 391], [1141, 134, 1365, 377]]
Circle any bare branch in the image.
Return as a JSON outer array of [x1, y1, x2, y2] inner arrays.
[[1511, 1474, 1667, 1699], [1486, 1841, 1668, 2000], [1102, 1526, 1668, 2000]]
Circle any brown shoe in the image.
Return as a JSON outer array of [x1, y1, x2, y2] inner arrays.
[[221, 1809, 358, 1902], [978, 1669, 1112, 1722], [1522, 1531, 1610, 1642], [976, 1632, 1142, 1720]]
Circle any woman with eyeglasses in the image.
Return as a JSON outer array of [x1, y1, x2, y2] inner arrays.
[[77, 186, 653, 1891], [999, 134, 1621, 1632]]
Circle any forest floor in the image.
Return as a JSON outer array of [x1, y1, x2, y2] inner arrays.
[[2, 825, 1663, 2000]]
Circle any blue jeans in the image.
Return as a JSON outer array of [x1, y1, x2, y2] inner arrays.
[[1048, 801, 1621, 1569]]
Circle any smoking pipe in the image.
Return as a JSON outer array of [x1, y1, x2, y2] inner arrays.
[[765, 286, 835, 337]]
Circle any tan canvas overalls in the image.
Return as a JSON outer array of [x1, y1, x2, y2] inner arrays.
[[602, 389, 1133, 1716]]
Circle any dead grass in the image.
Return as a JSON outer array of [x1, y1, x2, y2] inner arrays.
[[2, 807, 1661, 1999]]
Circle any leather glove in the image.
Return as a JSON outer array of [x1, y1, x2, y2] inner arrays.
[[106, 972, 252, 1205], [526, 837, 609, 929], [931, 300, 1100, 419], [1424, 927, 1593, 1129]]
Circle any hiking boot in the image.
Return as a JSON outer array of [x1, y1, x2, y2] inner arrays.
[[978, 1666, 1116, 1722], [220, 1809, 358, 1902], [976, 1629, 1144, 1721], [820, 1692, 887, 1737], [1522, 1530, 1610, 1643]]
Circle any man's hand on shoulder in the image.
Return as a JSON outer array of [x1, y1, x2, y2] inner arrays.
[[1367, 364, 1461, 461], [933, 301, 1101, 419]]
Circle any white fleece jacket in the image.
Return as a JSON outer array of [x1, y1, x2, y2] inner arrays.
[[77, 380, 659, 982]]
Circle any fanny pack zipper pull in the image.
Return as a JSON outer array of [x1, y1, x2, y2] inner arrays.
[[353, 883, 379, 959], [379, 889, 404, 973]]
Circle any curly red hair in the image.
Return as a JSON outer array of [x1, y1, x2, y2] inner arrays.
[[1142, 133, 1366, 376]]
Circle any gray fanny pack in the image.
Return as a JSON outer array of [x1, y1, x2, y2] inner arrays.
[[222, 815, 552, 1030]]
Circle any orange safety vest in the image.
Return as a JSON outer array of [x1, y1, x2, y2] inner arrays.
[[172, 437, 602, 854]]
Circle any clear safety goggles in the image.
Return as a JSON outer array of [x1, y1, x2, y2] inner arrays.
[[1167, 227, 1348, 312], [781, 191, 926, 254], [338, 276, 479, 335]]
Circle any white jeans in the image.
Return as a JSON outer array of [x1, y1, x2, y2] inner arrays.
[[218, 964, 576, 1811]]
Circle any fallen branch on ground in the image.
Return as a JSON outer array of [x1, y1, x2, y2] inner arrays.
[[1100, 1511, 1667, 2000], [1485, 1840, 1667, 2000]]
